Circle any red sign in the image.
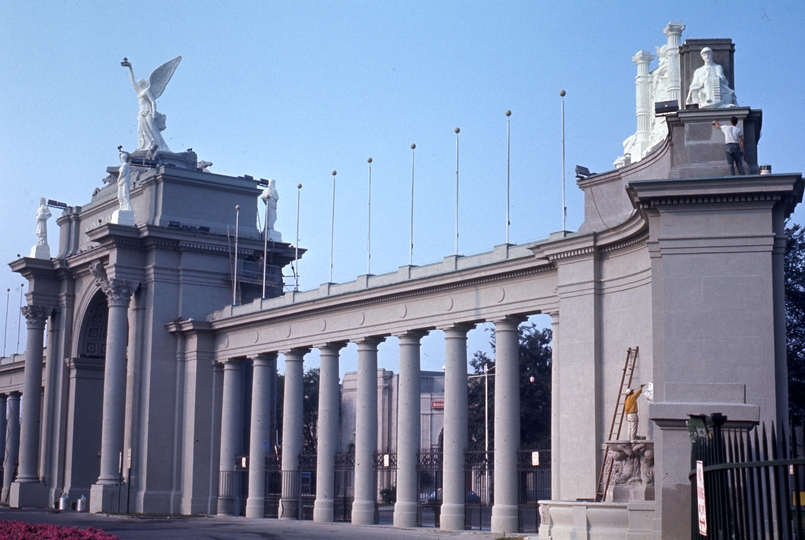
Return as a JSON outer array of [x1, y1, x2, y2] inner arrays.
[[431, 401, 444, 409]]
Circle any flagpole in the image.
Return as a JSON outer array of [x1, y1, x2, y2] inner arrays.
[[367, 158, 373, 276], [295, 183, 302, 293], [409, 144, 416, 266], [233, 205, 240, 305], [330, 170, 337, 283], [454, 128, 460, 255], [560, 90, 567, 232], [505, 110, 512, 244]]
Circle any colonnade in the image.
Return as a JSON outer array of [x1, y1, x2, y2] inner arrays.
[[217, 316, 527, 533]]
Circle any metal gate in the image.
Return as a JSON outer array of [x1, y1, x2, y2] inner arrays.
[[464, 450, 493, 530], [376, 452, 397, 525], [518, 449, 551, 532], [333, 452, 355, 522], [417, 449, 443, 527], [298, 453, 317, 520], [263, 453, 282, 518]]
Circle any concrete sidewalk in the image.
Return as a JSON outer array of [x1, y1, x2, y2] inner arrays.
[[0, 508, 510, 540]]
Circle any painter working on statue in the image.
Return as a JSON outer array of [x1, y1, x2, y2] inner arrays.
[[624, 384, 645, 441], [712, 116, 745, 175]]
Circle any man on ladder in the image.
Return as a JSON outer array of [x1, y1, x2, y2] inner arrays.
[[624, 384, 645, 441]]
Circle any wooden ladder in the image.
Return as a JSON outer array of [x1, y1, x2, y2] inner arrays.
[[594, 346, 639, 502]]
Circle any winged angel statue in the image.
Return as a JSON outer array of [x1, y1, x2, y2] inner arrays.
[[121, 56, 182, 154]]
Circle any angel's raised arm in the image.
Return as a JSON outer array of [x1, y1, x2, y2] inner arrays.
[[121, 59, 141, 93]]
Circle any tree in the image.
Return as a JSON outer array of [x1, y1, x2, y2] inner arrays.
[[786, 223, 805, 417], [467, 323, 552, 451]]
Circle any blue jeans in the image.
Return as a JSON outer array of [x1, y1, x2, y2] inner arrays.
[[725, 143, 744, 175]]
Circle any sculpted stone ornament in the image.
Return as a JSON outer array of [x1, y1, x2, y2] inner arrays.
[[606, 440, 655, 502], [30, 197, 52, 259], [121, 56, 182, 155], [260, 179, 282, 242], [90, 262, 136, 307], [111, 151, 135, 226], [20, 305, 52, 330], [686, 47, 737, 109]]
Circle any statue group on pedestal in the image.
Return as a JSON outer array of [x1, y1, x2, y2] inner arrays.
[[121, 56, 182, 157]]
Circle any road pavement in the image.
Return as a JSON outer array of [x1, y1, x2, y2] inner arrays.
[[0, 507, 512, 540]]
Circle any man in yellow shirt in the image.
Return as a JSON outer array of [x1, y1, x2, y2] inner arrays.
[[624, 384, 645, 440]]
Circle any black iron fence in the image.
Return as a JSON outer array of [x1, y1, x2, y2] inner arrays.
[[690, 413, 805, 539], [518, 449, 551, 533], [417, 449, 443, 527], [333, 452, 355, 522], [465, 450, 493, 530]]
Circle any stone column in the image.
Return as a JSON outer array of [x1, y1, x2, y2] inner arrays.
[[217, 358, 244, 516], [663, 21, 685, 106], [279, 348, 307, 519], [15, 305, 51, 484], [90, 278, 135, 514], [352, 337, 383, 525], [314, 342, 346, 523], [491, 316, 525, 535], [0, 394, 7, 482], [2, 392, 20, 502], [441, 323, 475, 530], [633, 50, 655, 160], [549, 312, 560, 497], [393, 330, 426, 528], [245, 352, 278, 518]]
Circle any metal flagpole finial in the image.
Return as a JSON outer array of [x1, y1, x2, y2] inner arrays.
[[505, 109, 512, 116], [410, 143, 416, 149], [367, 157, 372, 163]]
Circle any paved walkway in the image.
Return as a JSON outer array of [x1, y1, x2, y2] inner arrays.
[[0, 508, 513, 540]]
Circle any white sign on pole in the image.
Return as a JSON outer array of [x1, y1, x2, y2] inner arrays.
[[697, 460, 707, 536]]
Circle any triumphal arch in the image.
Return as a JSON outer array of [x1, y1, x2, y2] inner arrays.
[[3, 26, 801, 539]]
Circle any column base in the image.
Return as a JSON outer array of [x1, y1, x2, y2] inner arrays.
[[313, 499, 333, 523], [440, 503, 466, 531], [9, 482, 49, 508], [89, 482, 128, 514], [217, 495, 235, 516], [245, 497, 265, 518], [491, 504, 519, 535], [278, 497, 299, 520], [393, 501, 417, 528], [351, 500, 378, 525]]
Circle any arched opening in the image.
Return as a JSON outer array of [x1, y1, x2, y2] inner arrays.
[[63, 290, 107, 499]]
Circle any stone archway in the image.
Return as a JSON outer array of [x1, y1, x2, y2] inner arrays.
[[63, 291, 107, 499]]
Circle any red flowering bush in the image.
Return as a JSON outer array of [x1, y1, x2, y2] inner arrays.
[[0, 520, 118, 539]]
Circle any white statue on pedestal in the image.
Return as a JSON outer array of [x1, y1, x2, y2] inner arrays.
[[111, 151, 135, 226], [260, 179, 282, 242], [30, 198, 51, 259], [686, 47, 737, 109], [121, 56, 182, 155]]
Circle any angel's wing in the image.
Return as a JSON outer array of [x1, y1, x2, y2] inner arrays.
[[148, 56, 182, 100]]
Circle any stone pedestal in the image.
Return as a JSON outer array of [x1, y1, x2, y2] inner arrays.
[[29, 244, 50, 259], [89, 482, 128, 514], [111, 209, 135, 226]]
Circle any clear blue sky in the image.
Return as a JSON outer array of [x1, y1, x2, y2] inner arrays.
[[1, 1, 803, 371]]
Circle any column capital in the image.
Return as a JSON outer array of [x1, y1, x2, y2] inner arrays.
[[439, 322, 476, 336], [632, 50, 654, 65], [21, 305, 52, 329], [355, 336, 385, 349], [317, 341, 347, 354], [663, 21, 685, 38], [90, 262, 136, 307], [282, 347, 310, 362], [395, 329, 428, 343], [251, 352, 278, 365], [8, 391, 21, 399], [221, 356, 246, 367], [492, 315, 528, 329]]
